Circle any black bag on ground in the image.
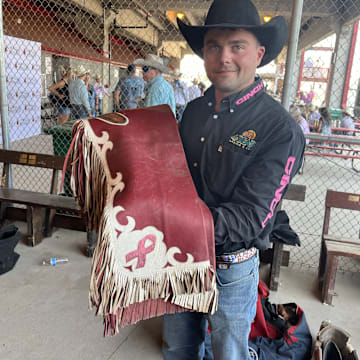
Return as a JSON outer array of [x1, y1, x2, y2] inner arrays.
[[0, 224, 21, 275]]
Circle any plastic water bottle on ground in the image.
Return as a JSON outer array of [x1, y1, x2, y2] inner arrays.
[[42, 257, 69, 266]]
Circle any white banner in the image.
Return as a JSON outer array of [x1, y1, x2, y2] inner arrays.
[[1, 35, 41, 144]]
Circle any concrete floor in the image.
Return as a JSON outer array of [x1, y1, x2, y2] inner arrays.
[[0, 223, 359, 360]]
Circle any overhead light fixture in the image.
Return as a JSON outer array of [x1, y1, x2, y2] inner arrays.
[[263, 16, 272, 23], [176, 12, 185, 20]]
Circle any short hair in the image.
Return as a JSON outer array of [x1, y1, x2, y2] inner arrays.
[[319, 107, 332, 123], [127, 64, 136, 73], [289, 105, 301, 118]]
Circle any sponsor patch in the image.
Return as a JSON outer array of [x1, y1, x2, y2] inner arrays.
[[229, 130, 257, 151]]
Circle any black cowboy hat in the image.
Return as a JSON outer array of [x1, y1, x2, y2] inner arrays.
[[177, 0, 288, 67]]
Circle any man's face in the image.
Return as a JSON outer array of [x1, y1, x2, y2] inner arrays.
[[143, 68, 158, 82], [202, 28, 265, 96]]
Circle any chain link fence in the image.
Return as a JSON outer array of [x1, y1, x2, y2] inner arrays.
[[278, 0, 360, 273], [1, 0, 360, 272]]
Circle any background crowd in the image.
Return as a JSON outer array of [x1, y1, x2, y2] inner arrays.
[[48, 57, 358, 141], [48, 53, 206, 125], [289, 99, 358, 144]]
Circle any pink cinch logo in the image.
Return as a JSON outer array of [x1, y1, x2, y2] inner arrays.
[[235, 82, 264, 105], [261, 157, 296, 228]]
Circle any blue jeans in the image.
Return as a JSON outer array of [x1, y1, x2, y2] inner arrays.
[[97, 98, 103, 115], [162, 253, 259, 360], [55, 104, 70, 115], [71, 104, 88, 119]]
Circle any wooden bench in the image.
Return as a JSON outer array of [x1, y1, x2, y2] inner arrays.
[[260, 183, 307, 291], [0, 149, 96, 256], [318, 189, 360, 305]]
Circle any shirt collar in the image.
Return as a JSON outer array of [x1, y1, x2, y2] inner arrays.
[[148, 74, 163, 86], [205, 76, 265, 112]]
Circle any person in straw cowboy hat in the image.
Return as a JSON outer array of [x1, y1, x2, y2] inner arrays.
[[188, 78, 202, 102], [162, 0, 305, 359], [69, 65, 92, 119], [341, 108, 355, 136], [133, 54, 176, 115]]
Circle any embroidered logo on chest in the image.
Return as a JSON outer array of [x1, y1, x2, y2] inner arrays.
[[229, 130, 257, 151]]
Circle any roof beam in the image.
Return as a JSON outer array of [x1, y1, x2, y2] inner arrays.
[[67, 0, 103, 16], [184, 11, 199, 26], [297, 16, 336, 51], [122, 0, 334, 17]]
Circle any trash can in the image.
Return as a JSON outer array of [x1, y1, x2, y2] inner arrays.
[[45, 120, 77, 196], [329, 108, 342, 120], [0, 224, 21, 275]]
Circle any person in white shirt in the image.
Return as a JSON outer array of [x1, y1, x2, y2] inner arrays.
[[341, 109, 355, 136], [307, 105, 320, 132], [188, 79, 202, 101], [172, 70, 189, 123]]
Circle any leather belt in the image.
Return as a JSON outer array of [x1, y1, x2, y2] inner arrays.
[[216, 248, 257, 269]]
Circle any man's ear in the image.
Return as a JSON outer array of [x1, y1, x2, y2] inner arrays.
[[257, 46, 266, 66]]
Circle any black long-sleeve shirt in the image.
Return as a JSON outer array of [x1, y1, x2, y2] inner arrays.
[[179, 78, 305, 256]]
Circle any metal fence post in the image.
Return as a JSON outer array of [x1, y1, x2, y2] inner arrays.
[[0, 0, 12, 187], [281, 0, 304, 111]]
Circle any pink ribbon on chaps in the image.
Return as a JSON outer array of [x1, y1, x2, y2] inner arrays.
[[125, 234, 156, 269]]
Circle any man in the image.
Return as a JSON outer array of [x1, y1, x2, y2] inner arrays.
[[133, 54, 176, 115], [69, 65, 91, 119], [172, 70, 190, 122], [84, 72, 96, 117], [162, 0, 305, 359], [114, 64, 144, 110], [289, 105, 310, 144], [341, 108, 355, 136], [188, 79, 202, 101]]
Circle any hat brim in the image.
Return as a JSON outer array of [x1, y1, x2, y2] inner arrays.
[[133, 59, 169, 74], [342, 109, 354, 117], [177, 16, 287, 67], [77, 71, 90, 77]]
